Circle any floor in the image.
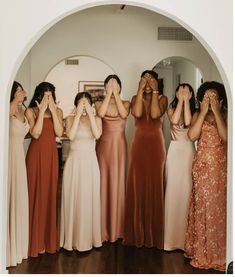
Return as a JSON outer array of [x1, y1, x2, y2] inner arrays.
[[8, 240, 223, 274]]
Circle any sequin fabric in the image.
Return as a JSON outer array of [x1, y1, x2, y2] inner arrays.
[[184, 121, 227, 272]]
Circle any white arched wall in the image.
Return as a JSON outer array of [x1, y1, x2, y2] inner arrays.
[[0, 0, 232, 273]]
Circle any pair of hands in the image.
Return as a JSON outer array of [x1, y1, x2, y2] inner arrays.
[[138, 75, 158, 92], [177, 86, 192, 102], [36, 94, 57, 114], [200, 89, 222, 116], [105, 78, 121, 96], [74, 97, 93, 117]]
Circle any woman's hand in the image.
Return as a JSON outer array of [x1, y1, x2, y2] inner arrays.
[[35, 94, 49, 113], [138, 77, 147, 92], [149, 78, 158, 92], [48, 94, 57, 114], [75, 102, 84, 117], [112, 79, 121, 96], [84, 101, 94, 116], [210, 97, 222, 115], [200, 94, 209, 116], [183, 87, 192, 102], [105, 79, 113, 96]]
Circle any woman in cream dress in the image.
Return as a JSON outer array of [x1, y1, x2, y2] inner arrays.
[[60, 92, 102, 252], [7, 81, 29, 267], [164, 84, 196, 251]]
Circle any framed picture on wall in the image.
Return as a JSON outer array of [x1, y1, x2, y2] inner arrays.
[[78, 81, 105, 103]]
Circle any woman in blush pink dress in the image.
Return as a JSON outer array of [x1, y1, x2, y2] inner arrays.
[[164, 83, 196, 251], [96, 75, 130, 242], [184, 81, 227, 272]]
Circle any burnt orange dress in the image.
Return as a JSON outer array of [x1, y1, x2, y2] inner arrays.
[[184, 121, 227, 271], [123, 102, 166, 248], [26, 117, 59, 257]]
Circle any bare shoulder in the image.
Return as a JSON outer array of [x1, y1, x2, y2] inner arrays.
[[25, 108, 35, 118]]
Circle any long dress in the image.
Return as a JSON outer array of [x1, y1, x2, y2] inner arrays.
[[60, 118, 102, 251], [7, 116, 29, 267], [123, 102, 166, 248], [164, 123, 195, 251], [96, 115, 127, 242], [26, 117, 59, 257], [184, 121, 227, 271]]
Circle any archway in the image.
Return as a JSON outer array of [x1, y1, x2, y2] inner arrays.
[[0, 1, 232, 273]]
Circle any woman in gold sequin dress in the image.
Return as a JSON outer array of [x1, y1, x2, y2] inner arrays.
[[184, 81, 227, 272]]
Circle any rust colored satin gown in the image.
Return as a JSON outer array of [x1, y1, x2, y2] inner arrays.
[[184, 121, 227, 271], [96, 115, 127, 242], [123, 102, 166, 248], [26, 117, 59, 257]]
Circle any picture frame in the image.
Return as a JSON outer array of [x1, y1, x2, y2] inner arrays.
[[78, 81, 105, 103]]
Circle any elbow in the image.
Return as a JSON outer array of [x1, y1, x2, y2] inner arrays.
[[95, 131, 102, 140], [120, 112, 128, 119], [97, 110, 105, 118], [30, 131, 40, 140], [187, 130, 198, 142], [131, 110, 142, 118]]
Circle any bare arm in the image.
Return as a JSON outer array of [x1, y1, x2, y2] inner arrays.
[[86, 102, 102, 139], [184, 99, 192, 127], [113, 94, 130, 118], [150, 94, 168, 119], [66, 104, 83, 141], [25, 108, 45, 139], [96, 92, 112, 118], [167, 99, 184, 124], [131, 77, 146, 118], [211, 98, 227, 142], [51, 108, 64, 137]]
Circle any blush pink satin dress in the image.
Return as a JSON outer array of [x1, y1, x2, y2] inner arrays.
[[96, 115, 127, 242]]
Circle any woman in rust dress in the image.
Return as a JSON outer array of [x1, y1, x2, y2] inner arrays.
[[96, 75, 130, 242], [25, 82, 63, 257], [185, 82, 227, 271], [123, 70, 168, 248]]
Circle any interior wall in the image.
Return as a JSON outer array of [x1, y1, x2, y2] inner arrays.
[[45, 56, 114, 116]]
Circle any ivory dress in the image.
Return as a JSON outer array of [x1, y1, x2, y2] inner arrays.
[[164, 123, 195, 250], [184, 121, 227, 271], [96, 115, 127, 242], [60, 117, 102, 251], [7, 116, 29, 267]]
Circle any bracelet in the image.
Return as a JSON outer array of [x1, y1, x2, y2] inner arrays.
[[152, 90, 159, 94]]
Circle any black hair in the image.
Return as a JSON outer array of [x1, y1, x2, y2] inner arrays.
[[74, 92, 92, 107], [29, 82, 56, 108], [140, 70, 163, 95], [170, 83, 196, 114], [104, 74, 122, 89], [196, 81, 227, 112], [10, 81, 23, 102]]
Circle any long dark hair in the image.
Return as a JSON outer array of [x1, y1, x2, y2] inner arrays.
[[196, 81, 227, 112], [104, 74, 122, 89], [74, 92, 92, 107], [10, 81, 23, 102], [170, 83, 196, 114], [29, 82, 56, 108]]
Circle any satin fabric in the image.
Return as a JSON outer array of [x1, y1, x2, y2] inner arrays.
[[164, 123, 195, 251], [7, 116, 29, 267], [26, 118, 59, 257], [96, 115, 127, 242], [123, 103, 166, 248]]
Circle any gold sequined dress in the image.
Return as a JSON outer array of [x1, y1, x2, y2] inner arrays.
[[184, 120, 227, 272]]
